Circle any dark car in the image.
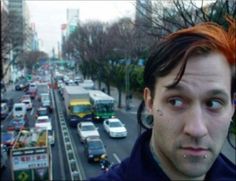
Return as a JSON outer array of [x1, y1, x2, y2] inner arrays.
[[35, 107, 49, 118], [7, 118, 26, 131], [2, 98, 14, 111], [1, 131, 17, 153], [15, 79, 29, 91], [84, 137, 107, 163]]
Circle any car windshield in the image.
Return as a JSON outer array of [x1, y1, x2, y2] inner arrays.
[[38, 110, 47, 115], [109, 121, 122, 128], [88, 140, 103, 149], [37, 119, 49, 123], [15, 107, 22, 111], [81, 125, 95, 131]]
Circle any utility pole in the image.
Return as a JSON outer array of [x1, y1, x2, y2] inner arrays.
[[125, 56, 130, 111]]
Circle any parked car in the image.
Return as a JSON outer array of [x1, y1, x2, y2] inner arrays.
[[21, 99, 33, 110], [1, 103, 9, 119], [103, 118, 128, 138], [7, 118, 26, 131], [77, 122, 100, 142], [80, 79, 95, 90], [2, 98, 14, 111], [84, 137, 107, 163]]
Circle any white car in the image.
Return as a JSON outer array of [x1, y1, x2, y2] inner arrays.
[[77, 122, 100, 142], [103, 118, 127, 138], [21, 99, 33, 110], [35, 116, 55, 145]]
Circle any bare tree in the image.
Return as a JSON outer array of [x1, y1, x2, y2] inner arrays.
[[1, 11, 28, 81], [135, 0, 236, 38]]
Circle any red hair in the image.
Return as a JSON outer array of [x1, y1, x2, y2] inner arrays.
[[167, 17, 236, 65]]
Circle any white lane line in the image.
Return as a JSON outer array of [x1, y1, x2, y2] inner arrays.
[[30, 108, 34, 116], [113, 153, 121, 164]]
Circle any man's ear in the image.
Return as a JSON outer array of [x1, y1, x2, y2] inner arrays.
[[144, 87, 153, 113]]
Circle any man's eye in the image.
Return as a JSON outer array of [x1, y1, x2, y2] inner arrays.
[[168, 97, 184, 108], [206, 99, 223, 110]]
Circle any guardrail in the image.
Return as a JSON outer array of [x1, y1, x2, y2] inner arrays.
[[51, 88, 83, 180]]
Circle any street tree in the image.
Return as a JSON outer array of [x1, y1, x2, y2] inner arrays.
[[1, 11, 28, 81]]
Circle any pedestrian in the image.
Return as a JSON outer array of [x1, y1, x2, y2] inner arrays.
[[89, 17, 236, 180]]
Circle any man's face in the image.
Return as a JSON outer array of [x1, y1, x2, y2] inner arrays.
[[145, 52, 234, 179]]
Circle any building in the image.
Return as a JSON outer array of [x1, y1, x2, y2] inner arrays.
[[1, 0, 12, 84], [66, 9, 80, 37]]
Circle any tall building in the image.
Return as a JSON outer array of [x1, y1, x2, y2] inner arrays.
[[66, 9, 80, 37], [1, 0, 12, 84], [8, 0, 25, 54]]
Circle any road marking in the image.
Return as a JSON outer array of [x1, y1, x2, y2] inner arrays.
[[113, 153, 121, 164], [30, 108, 34, 115]]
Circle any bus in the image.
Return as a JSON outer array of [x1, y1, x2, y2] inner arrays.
[[89, 90, 115, 121]]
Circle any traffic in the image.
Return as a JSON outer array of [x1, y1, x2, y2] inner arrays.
[[1, 67, 139, 180]]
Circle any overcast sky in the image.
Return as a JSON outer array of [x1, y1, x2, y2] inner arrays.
[[26, 0, 136, 55]]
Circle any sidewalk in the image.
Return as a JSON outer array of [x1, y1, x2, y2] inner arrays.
[[95, 82, 142, 114]]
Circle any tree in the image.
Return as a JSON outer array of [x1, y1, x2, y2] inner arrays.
[[1, 10, 28, 81], [136, 0, 236, 38], [21, 51, 49, 73]]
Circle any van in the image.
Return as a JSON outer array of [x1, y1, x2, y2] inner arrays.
[[13, 103, 27, 119], [40, 93, 52, 112]]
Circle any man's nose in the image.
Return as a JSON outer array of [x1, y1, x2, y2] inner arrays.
[[183, 105, 208, 139]]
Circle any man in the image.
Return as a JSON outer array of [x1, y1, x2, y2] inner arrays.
[[90, 18, 236, 180]]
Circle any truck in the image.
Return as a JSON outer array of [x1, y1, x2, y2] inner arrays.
[[89, 90, 115, 121], [63, 86, 93, 127], [10, 129, 52, 181], [37, 83, 52, 112]]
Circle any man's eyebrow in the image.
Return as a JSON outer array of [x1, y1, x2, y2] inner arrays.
[[207, 89, 229, 99], [164, 83, 187, 91], [164, 84, 229, 99]]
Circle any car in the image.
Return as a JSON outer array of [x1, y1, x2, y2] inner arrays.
[[13, 103, 27, 119], [20, 95, 31, 101], [35, 116, 54, 146], [103, 118, 128, 138], [35, 107, 49, 118], [80, 79, 95, 90], [15, 79, 29, 91], [7, 118, 26, 131], [2, 98, 14, 111], [21, 99, 33, 110], [77, 122, 100, 142], [1, 131, 17, 153], [84, 137, 107, 163], [1, 103, 9, 119], [74, 76, 83, 84]]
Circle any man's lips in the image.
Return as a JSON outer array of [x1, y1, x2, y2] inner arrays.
[[181, 147, 209, 156]]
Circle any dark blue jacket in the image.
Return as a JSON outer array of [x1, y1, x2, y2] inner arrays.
[[90, 130, 236, 181]]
